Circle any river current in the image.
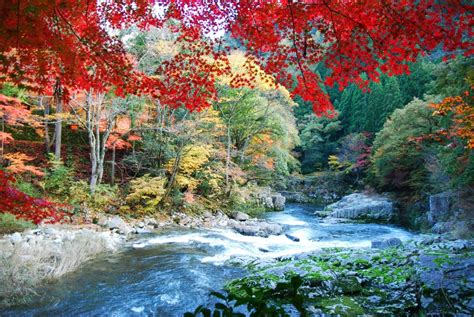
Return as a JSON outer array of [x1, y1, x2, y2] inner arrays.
[[4, 204, 414, 316]]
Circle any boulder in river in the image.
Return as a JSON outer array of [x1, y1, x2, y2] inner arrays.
[[254, 189, 287, 211], [229, 219, 283, 237], [103, 216, 132, 235], [231, 211, 250, 222], [272, 194, 286, 211], [285, 234, 300, 242], [325, 193, 394, 223], [371, 237, 402, 249]]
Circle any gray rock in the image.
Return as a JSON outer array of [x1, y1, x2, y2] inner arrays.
[[230, 220, 283, 237], [431, 221, 455, 234], [285, 234, 300, 242], [428, 191, 454, 225], [326, 193, 394, 222], [261, 196, 274, 209], [231, 211, 250, 222], [371, 237, 402, 249], [280, 191, 310, 203], [314, 210, 330, 218], [10, 232, 22, 244], [43, 227, 58, 235], [106, 216, 127, 229], [143, 217, 158, 227], [105, 216, 132, 235], [441, 240, 469, 251], [134, 228, 152, 234], [272, 194, 286, 211], [97, 216, 108, 227]]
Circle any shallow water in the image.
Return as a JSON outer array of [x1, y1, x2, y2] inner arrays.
[[3, 204, 414, 316]]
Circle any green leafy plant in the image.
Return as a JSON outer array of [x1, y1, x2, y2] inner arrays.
[[0, 212, 35, 234], [69, 180, 119, 212], [41, 159, 75, 198]]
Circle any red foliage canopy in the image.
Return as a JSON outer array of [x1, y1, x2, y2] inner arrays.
[[0, 0, 472, 114]]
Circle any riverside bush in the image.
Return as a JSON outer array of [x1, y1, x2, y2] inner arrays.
[[41, 159, 75, 198], [0, 170, 66, 224], [69, 180, 120, 212], [125, 174, 167, 214], [0, 212, 35, 234]]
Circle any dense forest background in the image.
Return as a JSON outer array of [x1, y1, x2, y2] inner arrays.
[[0, 24, 472, 233]]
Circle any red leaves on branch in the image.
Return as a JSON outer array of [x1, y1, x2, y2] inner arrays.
[[428, 94, 474, 149], [0, 171, 67, 224], [0, 1, 472, 114], [106, 133, 132, 150], [0, 94, 31, 125]]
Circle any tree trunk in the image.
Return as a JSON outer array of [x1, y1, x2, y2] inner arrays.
[[90, 156, 99, 193], [54, 82, 63, 161], [42, 96, 52, 154], [239, 137, 250, 163], [111, 145, 116, 185], [160, 145, 183, 209], [1, 116, 4, 165], [225, 126, 231, 194], [98, 153, 105, 184]]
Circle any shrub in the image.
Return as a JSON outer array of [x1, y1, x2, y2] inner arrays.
[[69, 180, 120, 212], [0, 212, 35, 234], [125, 174, 167, 214], [0, 170, 66, 224], [41, 159, 75, 198], [91, 184, 120, 212], [14, 178, 41, 198]]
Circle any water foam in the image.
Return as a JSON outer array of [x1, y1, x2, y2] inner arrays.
[[136, 208, 414, 265]]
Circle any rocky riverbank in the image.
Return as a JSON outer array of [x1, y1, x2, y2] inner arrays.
[[316, 191, 473, 238], [0, 208, 287, 307], [215, 236, 474, 316]]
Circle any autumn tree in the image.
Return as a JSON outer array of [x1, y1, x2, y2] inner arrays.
[[370, 97, 441, 192], [0, 1, 471, 115], [70, 92, 134, 192]]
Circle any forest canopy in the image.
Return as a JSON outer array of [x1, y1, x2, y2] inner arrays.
[[0, 0, 472, 114]]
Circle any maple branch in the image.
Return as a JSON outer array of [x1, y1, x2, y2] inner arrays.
[[54, 7, 134, 86], [287, 2, 307, 85]]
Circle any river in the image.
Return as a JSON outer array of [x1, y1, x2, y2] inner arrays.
[[3, 204, 414, 316]]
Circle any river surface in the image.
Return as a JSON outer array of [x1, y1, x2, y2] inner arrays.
[[3, 204, 414, 317]]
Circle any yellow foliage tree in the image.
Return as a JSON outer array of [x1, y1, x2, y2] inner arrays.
[[125, 174, 167, 214], [166, 144, 212, 191]]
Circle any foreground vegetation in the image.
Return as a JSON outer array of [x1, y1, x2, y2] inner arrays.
[[0, 227, 122, 306]]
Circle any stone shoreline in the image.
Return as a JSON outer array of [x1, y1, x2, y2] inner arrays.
[[0, 209, 287, 307]]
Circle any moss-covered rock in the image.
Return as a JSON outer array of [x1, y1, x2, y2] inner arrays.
[[316, 296, 365, 316], [191, 237, 474, 316]]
